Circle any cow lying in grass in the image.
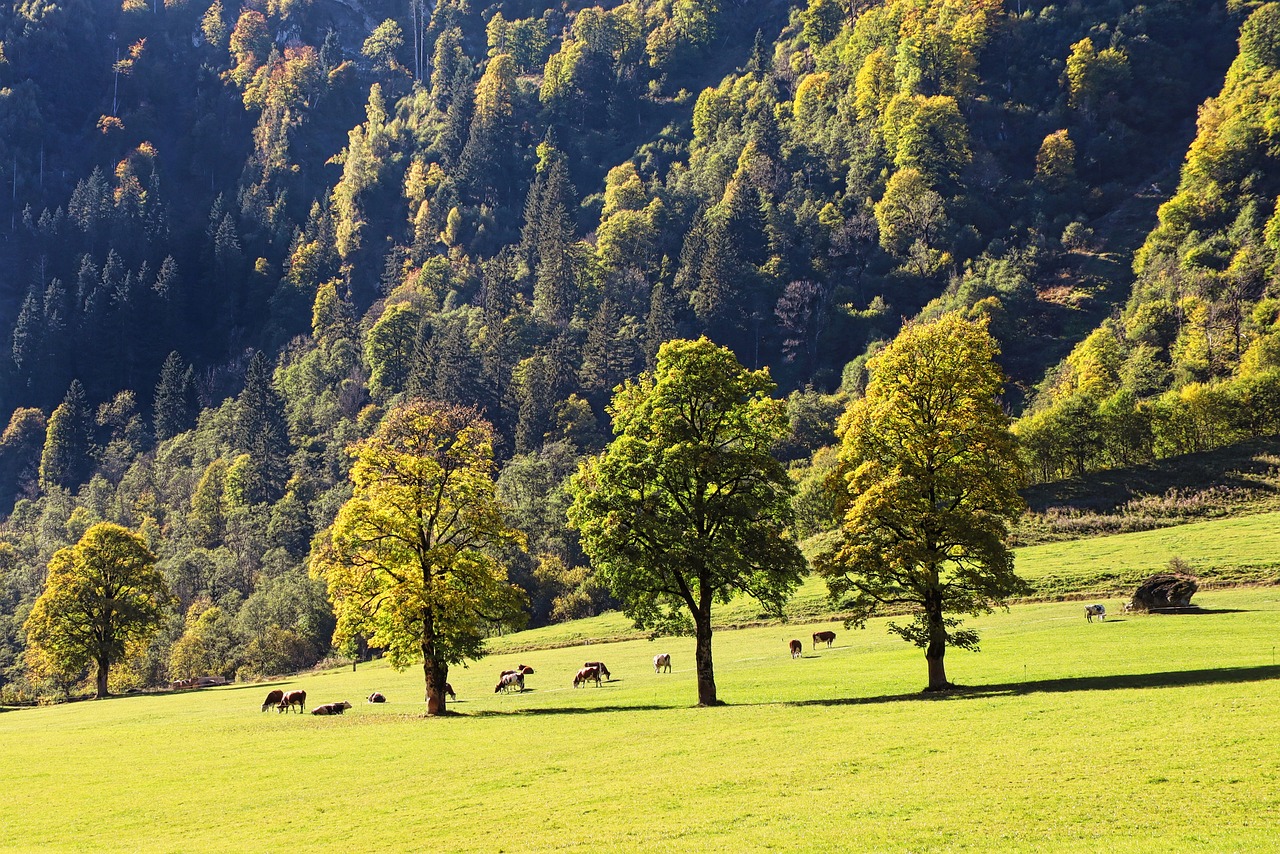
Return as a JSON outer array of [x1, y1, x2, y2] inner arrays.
[[367, 692, 386, 703], [312, 701, 352, 716]]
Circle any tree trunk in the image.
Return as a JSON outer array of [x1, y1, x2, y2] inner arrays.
[[693, 607, 718, 706], [924, 594, 951, 692], [422, 608, 448, 716], [95, 657, 109, 699]]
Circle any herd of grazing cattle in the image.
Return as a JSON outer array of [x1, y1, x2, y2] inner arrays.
[[251, 605, 1130, 715]]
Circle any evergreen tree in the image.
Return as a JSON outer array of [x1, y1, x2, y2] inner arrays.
[[154, 352, 198, 441], [530, 158, 579, 328], [233, 352, 292, 504], [39, 380, 94, 491]]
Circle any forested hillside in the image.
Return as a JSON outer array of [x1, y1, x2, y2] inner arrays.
[[0, 0, 1266, 698]]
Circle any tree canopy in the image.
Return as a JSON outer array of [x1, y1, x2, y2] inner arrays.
[[816, 314, 1027, 691], [312, 400, 526, 715], [568, 337, 805, 706], [23, 522, 170, 698]]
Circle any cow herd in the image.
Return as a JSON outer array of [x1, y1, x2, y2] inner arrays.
[[252, 603, 1146, 716], [258, 655, 679, 714]]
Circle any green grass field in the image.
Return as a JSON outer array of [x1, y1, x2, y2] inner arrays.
[[3, 586, 1278, 851], [515, 511, 1280, 651], [1014, 510, 1280, 593]]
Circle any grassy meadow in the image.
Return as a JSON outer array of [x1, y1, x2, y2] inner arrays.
[[2, 586, 1278, 851], [1014, 510, 1280, 594]]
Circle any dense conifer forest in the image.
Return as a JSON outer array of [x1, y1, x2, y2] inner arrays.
[[2, 0, 1278, 698]]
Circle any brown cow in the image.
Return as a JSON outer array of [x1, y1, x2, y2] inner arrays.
[[261, 689, 284, 712], [789, 639, 802, 659], [311, 701, 353, 716], [425, 684, 458, 702], [277, 689, 306, 713], [573, 666, 601, 688], [813, 630, 836, 649], [583, 661, 611, 681], [367, 692, 386, 703]]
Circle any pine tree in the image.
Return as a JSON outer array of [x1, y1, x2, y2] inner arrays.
[[530, 158, 579, 327], [645, 280, 678, 368], [233, 352, 292, 503], [154, 352, 198, 441], [39, 380, 94, 490], [11, 288, 44, 389]]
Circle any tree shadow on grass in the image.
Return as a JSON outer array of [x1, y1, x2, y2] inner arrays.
[[469, 704, 673, 717], [790, 664, 1280, 708], [214, 679, 293, 692], [1146, 607, 1251, 615]]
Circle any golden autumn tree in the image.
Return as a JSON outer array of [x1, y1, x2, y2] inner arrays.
[[24, 523, 171, 699], [311, 401, 526, 715], [817, 314, 1027, 691]]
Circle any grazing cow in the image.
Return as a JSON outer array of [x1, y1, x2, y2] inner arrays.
[[425, 683, 458, 702], [261, 689, 284, 712], [813, 630, 836, 649], [1085, 604, 1106, 622], [584, 661, 611, 681], [311, 701, 353, 716], [573, 666, 601, 688], [367, 692, 386, 703], [789, 639, 802, 659], [654, 653, 671, 673], [494, 672, 525, 693], [277, 689, 306, 713]]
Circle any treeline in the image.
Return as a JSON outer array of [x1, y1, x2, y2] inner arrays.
[[0, 0, 1264, 698], [1018, 3, 1280, 482]]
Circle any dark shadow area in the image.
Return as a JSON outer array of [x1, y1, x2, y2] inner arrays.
[[789, 665, 1280, 708], [1148, 607, 1250, 615], [469, 704, 674, 717], [216, 680, 292, 692]]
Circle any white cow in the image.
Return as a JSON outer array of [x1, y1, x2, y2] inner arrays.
[[654, 653, 671, 673], [1085, 604, 1106, 622]]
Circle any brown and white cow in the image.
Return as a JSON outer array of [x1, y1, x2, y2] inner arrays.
[[583, 661, 611, 681], [573, 666, 601, 688], [261, 689, 284, 712], [813, 630, 836, 649], [277, 689, 306, 713], [495, 672, 524, 693], [367, 692, 387, 703], [789, 639, 803, 658], [311, 701, 352, 716], [654, 653, 671, 673]]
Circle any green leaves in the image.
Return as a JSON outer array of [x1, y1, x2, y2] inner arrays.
[[312, 401, 526, 709], [568, 337, 804, 701], [24, 523, 170, 696], [818, 314, 1026, 685]]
